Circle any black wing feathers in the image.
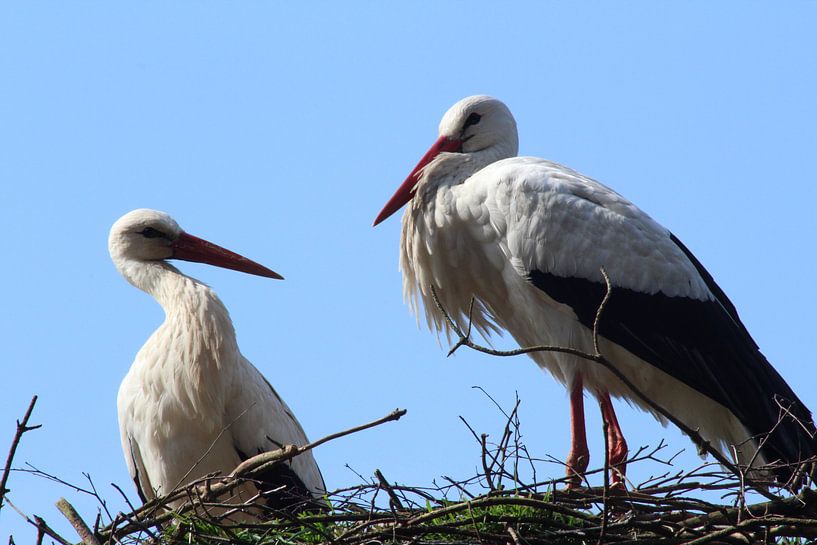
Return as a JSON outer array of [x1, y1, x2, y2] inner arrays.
[[669, 233, 753, 344], [127, 438, 148, 503], [132, 474, 147, 504], [235, 446, 313, 511], [528, 237, 816, 480]]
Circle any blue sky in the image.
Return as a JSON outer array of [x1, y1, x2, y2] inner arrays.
[[2, 2, 816, 540]]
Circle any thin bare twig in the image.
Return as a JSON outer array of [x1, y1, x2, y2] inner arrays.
[[82, 472, 113, 523], [5, 497, 72, 545], [31, 515, 72, 545], [597, 417, 610, 545], [480, 433, 496, 492], [0, 395, 40, 513], [232, 408, 407, 478], [592, 267, 612, 356], [110, 481, 138, 513], [171, 404, 254, 492]]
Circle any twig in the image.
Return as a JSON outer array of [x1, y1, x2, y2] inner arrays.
[[110, 481, 138, 513], [598, 417, 610, 545], [506, 523, 523, 545], [82, 472, 113, 523], [458, 415, 482, 446], [592, 268, 613, 356], [171, 404, 254, 491], [442, 475, 476, 499], [305, 408, 407, 455], [0, 395, 40, 513], [20, 463, 97, 496], [31, 515, 72, 545], [56, 497, 101, 545], [232, 408, 407, 478], [6, 497, 72, 545], [481, 433, 496, 491], [375, 469, 405, 511]]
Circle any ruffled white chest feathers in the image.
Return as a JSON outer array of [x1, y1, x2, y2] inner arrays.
[[127, 269, 239, 435]]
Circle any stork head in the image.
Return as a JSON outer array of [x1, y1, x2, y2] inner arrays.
[[438, 95, 518, 155], [109, 208, 282, 280], [373, 95, 518, 226]]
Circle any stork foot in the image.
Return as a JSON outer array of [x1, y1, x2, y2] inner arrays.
[[608, 435, 628, 488], [599, 391, 628, 488], [565, 446, 589, 489]]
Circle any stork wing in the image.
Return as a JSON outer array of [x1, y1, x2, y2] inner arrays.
[[117, 383, 153, 503], [226, 356, 325, 505], [122, 435, 150, 503]]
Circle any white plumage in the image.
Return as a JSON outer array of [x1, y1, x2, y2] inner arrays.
[[110, 209, 324, 509], [375, 95, 815, 485]]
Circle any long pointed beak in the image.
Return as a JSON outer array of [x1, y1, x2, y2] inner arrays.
[[373, 135, 462, 226], [171, 232, 284, 279]]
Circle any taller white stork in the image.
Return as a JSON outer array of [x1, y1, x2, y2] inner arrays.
[[373, 95, 816, 486], [109, 209, 324, 510]]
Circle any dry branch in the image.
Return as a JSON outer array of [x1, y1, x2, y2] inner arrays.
[[374, 468, 405, 511], [56, 497, 101, 545], [5, 497, 72, 545], [0, 395, 40, 513]]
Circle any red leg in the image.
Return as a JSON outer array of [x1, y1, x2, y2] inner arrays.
[[566, 374, 589, 488], [598, 391, 628, 487]]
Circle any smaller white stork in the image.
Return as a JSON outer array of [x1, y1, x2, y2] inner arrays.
[[374, 95, 817, 487], [110, 209, 324, 510]]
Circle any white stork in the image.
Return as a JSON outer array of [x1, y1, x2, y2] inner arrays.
[[109, 208, 324, 510], [374, 95, 816, 486]]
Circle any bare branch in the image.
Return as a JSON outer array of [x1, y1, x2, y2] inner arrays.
[[171, 404, 254, 492], [597, 416, 610, 545], [374, 468, 405, 511], [5, 497, 72, 545], [56, 497, 101, 545], [31, 515, 72, 545], [232, 408, 407, 478], [592, 267, 612, 356], [0, 395, 40, 513]]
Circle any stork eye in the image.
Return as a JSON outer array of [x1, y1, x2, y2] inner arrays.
[[140, 227, 166, 239], [464, 112, 482, 128]]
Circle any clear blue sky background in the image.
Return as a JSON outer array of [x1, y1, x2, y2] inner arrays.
[[2, 2, 816, 541]]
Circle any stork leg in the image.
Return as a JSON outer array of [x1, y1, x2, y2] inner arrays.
[[566, 374, 589, 488], [598, 391, 628, 487]]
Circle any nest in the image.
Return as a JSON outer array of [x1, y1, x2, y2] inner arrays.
[[6, 396, 817, 545]]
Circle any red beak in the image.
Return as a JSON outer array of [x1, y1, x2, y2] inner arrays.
[[373, 136, 463, 226], [171, 232, 283, 280]]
